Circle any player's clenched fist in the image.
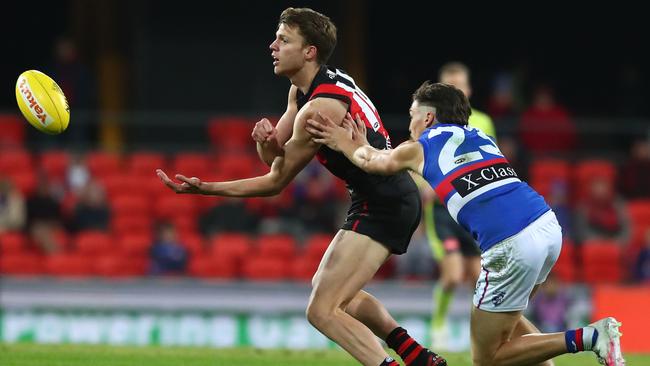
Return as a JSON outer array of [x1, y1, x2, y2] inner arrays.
[[251, 118, 277, 143]]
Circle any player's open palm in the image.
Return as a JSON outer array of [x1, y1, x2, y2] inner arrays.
[[156, 169, 205, 194], [346, 113, 369, 146], [251, 118, 277, 143], [306, 112, 354, 152]]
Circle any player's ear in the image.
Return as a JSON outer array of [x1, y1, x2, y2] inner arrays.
[[425, 111, 436, 127], [304, 45, 317, 61]]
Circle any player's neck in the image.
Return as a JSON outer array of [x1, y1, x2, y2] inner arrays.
[[289, 63, 321, 94]]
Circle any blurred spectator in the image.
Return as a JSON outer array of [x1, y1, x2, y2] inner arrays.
[[634, 228, 650, 282], [67, 153, 90, 194], [149, 222, 188, 275], [439, 62, 496, 139], [518, 85, 577, 155], [0, 178, 26, 233], [620, 139, 650, 199], [394, 222, 435, 280], [487, 72, 517, 121], [547, 181, 573, 238], [26, 175, 64, 253], [574, 177, 630, 244], [497, 136, 529, 182], [199, 198, 260, 236], [530, 274, 569, 332], [69, 181, 110, 232], [293, 162, 341, 234]]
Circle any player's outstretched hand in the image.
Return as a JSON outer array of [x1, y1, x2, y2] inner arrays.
[[345, 113, 369, 147], [251, 118, 277, 143], [306, 112, 353, 152], [156, 169, 205, 194]]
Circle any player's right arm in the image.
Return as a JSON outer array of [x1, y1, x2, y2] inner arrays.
[[253, 85, 298, 166], [307, 113, 426, 176]]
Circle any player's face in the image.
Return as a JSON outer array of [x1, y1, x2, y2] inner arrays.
[[270, 24, 308, 77], [408, 101, 432, 141]]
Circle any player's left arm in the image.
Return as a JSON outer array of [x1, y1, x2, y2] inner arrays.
[[306, 113, 425, 176], [157, 98, 347, 197]]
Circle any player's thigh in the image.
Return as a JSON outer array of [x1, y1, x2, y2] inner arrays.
[[310, 230, 391, 309], [470, 306, 522, 366]]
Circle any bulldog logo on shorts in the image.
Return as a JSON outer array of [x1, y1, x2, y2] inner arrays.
[[491, 291, 506, 306]]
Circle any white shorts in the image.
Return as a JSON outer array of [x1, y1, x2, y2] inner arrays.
[[472, 210, 562, 312]]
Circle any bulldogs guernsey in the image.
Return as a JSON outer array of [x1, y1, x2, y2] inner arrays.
[[418, 123, 550, 252], [297, 66, 421, 254]]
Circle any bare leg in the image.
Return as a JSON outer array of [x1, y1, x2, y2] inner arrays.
[[345, 290, 399, 339], [470, 307, 566, 366], [464, 255, 482, 283], [510, 316, 556, 366], [307, 230, 394, 366]]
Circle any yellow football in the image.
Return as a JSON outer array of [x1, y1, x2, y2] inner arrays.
[[15, 70, 70, 135]]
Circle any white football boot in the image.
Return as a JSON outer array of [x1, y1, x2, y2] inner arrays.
[[589, 317, 625, 366]]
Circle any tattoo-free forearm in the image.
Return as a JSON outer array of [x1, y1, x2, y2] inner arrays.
[[256, 140, 285, 166], [200, 174, 281, 197]]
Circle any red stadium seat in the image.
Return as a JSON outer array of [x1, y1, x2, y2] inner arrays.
[[102, 175, 151, 199], [128, 152, 166, 176], [528, 159, 571, 199], [5, 170, 37, 196], [256, 234, 296, 259], [242, 256, 289, 280], [213, 153, 257, 179], [86, 152, 122, 180], [0, 150, 32, 175], [110, 194, 151, 216], [45, 254, 94, 276], [0, 253, 43, 275], [207, 116, 255, 152], [574, 160, 617, 200], [0, 114, 26, 147], [304, 233, 331, 261], [551, 239, 577, 282], [189, 255, 237, 279], [171, 153, 211, 177], [210, 233, 252, 260], [73, 231, 112, 255], [178, 232, 205, 257], [118, 233, 152, 256], [290, 255, 321, 282], [155, 195, 199, 220], [39, 150, 70, 181], [0, 232, 29, 255], [94, 255, 148, 277], [581, 240, 623, 283], [111, 215, 152, 237]]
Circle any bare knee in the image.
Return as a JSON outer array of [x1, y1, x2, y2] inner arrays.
[[306, 300, 336, 329]]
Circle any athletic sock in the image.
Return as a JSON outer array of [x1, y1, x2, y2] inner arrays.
[[565, 327, 598, 353], [385, 327, 447, 366], [379, 356, 400, 366], [432, 285, 453, 329]]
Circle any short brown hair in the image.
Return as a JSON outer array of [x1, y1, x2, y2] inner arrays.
[[279, 7, 337, 65], [412, 81, 471, 125], [439, 61, 470, 80]]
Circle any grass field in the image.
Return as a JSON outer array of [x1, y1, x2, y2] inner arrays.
[[1, 344, 649, 366]]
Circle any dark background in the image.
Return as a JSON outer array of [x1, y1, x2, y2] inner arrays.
[[2, 0, 648, 118]]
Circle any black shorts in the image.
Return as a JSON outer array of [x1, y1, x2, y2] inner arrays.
[[433, 204, 481, 257], [342, 190, 422, 255]]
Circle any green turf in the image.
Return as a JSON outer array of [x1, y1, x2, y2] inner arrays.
[[1, 344, 648, 365]]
